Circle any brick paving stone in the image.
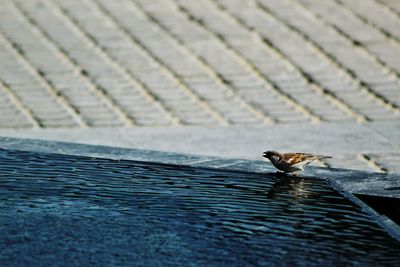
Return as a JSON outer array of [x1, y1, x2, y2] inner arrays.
[[296, 0, 400, 77], [192, 1, 351, 122], [216, 0, 377, 123], [257, 0, 400, 118], [96, 0, 260, 125], [379, 0, 400, 15], [369, 153, 400, 173], [340, 0, 400, 41], [325, 155, 376, 172], [0, 47, 78, 127], [16, 0, 175, 126], [0, 91, 32, 128], [55, 0, 222, 126], [134, 0, 304, 124]]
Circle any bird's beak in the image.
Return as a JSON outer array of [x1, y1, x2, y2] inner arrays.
[[262, 152, 268, 158]]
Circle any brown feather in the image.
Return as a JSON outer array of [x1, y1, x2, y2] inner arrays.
[[282, 153, 316, 165]]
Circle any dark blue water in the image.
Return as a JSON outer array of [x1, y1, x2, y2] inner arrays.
[[0, 149, 399, 266]]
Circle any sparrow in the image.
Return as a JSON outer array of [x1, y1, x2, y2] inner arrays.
[[262, 151, 332, 175]]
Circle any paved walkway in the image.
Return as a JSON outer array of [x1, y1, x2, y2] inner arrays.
[[0, 0, 399, 172]]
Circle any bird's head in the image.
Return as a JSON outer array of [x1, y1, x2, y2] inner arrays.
[[262, 151, 281, 161]]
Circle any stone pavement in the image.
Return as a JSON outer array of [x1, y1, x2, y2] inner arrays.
[[0, 0, 399, 172]]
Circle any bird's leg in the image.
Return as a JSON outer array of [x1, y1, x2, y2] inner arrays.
[[276, 170, 285, 176]]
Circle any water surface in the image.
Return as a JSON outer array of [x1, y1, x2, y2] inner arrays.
[[0, 149, 399, 266]]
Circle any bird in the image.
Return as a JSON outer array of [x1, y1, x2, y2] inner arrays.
[[262, 151, 332, 175]]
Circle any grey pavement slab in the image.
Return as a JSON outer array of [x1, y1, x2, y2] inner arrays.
[[369, 121, 400, 148], [0, 122, 397, 158]]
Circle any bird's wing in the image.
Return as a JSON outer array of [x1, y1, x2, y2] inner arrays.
[[283, 153, 317, 165]]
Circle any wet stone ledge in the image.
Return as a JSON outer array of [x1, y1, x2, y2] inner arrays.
[[0, 136, 399, 199]]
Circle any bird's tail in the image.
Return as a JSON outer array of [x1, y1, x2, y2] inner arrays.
[[316, 155, 332, 159]]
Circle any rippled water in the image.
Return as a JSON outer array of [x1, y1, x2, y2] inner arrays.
[[0, 149, 399, 266]]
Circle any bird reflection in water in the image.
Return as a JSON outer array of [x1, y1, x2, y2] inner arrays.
[[266, 176, 313, 201]]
